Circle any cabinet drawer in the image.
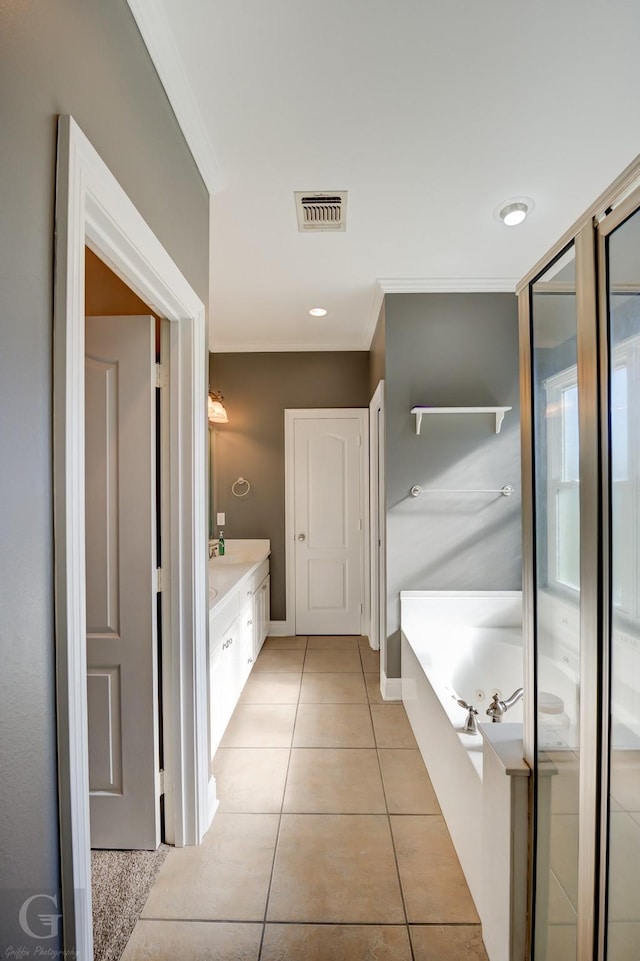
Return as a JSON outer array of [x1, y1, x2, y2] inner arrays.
[[249, 558, 269, 595], [210, 592, 241, 640]]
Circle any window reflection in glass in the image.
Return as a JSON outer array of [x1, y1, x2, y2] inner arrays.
[[531, 244, 580, 961], [606, 210, 640, 961]]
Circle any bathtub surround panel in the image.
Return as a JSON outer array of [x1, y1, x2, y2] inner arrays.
[[0, 0, 208, 948], [209, 352, 370, 623], [383, 292, 520, 678], [401, 592, 529, 961]]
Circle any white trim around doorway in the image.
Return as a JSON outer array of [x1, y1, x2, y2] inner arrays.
[[54, 116, 211, 960], [369, 380, 385, 655]]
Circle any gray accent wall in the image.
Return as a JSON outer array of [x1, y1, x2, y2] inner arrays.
[[369, 300, 386, 398], [384, 293, 521, 677], [0, 0, 209, 947], [209, 352, 370, 622]]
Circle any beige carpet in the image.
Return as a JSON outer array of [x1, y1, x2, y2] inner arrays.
[[91, 845, 169, 961]]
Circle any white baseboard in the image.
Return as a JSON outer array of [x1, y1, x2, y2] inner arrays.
[[380, 669, 402, 701], [268, 620, 292, 636]]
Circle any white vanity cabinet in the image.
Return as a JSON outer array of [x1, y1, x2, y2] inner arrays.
[[253, 572, 270, 659], [209, 609, 242, 755], [208, 547, 270, 758], [238, 595, 256, 678], [248, 558, 270, 661]]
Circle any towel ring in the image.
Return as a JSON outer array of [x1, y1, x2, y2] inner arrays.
[[232, 477, 251, 497]]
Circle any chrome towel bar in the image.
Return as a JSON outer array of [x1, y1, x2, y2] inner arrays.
[[410, 484, 514, 497]]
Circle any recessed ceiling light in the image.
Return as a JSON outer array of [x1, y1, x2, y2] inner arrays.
[[495, 197, 534, 227], [500, 202, 528, 226], [309, 307, 328, 317]]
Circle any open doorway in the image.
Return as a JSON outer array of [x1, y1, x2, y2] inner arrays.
[[54, 116, 211, 960], [84, 252, 172, 959]]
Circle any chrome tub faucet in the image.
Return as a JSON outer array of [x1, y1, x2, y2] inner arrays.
[[457, 699, 480, 735], [486, 687, 524, 722]]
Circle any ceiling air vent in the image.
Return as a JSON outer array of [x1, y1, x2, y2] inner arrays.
[[295, 191, 347, 232]]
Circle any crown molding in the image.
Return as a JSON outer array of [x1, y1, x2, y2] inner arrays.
[[127, 0, 224, 195], [377, 277, 518, 293]]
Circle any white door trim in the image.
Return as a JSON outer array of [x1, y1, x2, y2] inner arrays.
[[54, 116, 210, 959], [284, 408, 368, 636], [369, 380, 385, 653]]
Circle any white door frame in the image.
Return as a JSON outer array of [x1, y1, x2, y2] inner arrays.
[[284, 409, 369, 637], [54, 116, 210, 959], [369, 380, 385, 653]]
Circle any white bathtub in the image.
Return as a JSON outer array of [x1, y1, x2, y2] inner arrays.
[[401, 591, 528, 961], [401, 591, 523, 770]]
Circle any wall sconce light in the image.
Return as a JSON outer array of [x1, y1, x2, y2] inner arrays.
[[208, 389, 229, 424]]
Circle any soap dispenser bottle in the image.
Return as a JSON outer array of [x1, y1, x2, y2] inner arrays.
[[218, 530, 225, 556]]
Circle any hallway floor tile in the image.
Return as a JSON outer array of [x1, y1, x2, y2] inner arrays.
[[283, 747, 386, 813], [268, 813, 405, 923], [141, 813, 279, 921], [293, 702, 375, 748], [122, 920, 262, 960], [123, 634, 488, 960], [212, 748, 289, 813], [261, 923, 412, 960], [299, 670, 368, 702]]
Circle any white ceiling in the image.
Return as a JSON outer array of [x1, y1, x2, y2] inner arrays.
[[128, 0, 640, 352]]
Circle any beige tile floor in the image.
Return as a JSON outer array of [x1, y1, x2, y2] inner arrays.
[[122, 635, 488, 961]]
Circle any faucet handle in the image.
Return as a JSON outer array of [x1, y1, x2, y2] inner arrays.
[[457, 698, 478, 715], [486, 692, 506, 721]]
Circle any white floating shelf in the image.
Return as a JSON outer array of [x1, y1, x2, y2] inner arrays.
[[410, 406, 513, 435]]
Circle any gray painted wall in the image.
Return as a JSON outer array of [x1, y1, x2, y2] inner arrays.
[[384, 293, 521, 677], [0, 0, 209, 946], [209, 352, 370, 622], [369, 301, 386, 398]]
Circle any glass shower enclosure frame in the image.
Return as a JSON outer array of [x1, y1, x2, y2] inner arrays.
[[518, 158, 640, 961]]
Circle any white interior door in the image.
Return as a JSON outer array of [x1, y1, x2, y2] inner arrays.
[[85, 314, 160, 850], [290, 411, 366, 635]]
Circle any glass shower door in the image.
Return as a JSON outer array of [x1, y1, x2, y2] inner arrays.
[[601, 200, 640, 961], [530, 245, 581, 961], [521, 161, 640, 961]]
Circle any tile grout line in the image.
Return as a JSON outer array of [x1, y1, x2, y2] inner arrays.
[[134, 916, 490, 928], [361, 641, 417, 961], [141, 637, 487, 956], [216, 637, 456, 958], [256, 635, 308, 961]]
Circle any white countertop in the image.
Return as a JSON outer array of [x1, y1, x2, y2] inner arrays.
[[208, 539, 270, 612]]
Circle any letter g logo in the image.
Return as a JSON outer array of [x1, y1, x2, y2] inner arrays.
[[18, 893, 62, 940]]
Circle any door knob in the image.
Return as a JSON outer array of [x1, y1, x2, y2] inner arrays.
[[297, 533, 306, 541]]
